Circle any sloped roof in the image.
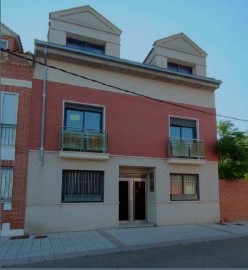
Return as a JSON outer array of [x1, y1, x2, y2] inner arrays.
[[154, 33, 207, 56], [0, 23, 23, 52], [49, 5, 121, 35]]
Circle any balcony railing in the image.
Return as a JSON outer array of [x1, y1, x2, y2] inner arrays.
[[168, 138, 205, 159], [0, 124, 16, 146], [60, 127, 108, 153]]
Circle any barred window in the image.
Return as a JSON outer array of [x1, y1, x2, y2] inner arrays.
[[0, 168, 13, 201], [62, 170, 104, 203], [170, 174, 199, 201]]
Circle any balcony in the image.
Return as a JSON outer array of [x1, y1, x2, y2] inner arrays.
[[167, 138, 205, 165], [59, 127, 110, 160]]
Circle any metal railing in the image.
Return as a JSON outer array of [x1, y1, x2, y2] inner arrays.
[[0, 124, 16, 146], [60, 127, 108, 153], [168, 138, 205, 159]]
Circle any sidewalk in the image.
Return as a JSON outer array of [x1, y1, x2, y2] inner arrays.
[[1, 222, 248, 267]]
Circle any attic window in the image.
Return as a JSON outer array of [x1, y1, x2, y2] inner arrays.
[[66, 38, 105, 55], [167, 62, 192, 75], [0, 39, 8, 50]]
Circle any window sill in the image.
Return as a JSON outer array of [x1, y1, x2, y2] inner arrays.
[[59, 151, 110, 160], [167, 158, 206, 165]]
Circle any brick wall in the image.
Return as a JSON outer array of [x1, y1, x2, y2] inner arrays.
[[1, 56, 32, 230], [219, 179, 248, 222], [30, 79, 218, 161], [1, 35, 22, 52]]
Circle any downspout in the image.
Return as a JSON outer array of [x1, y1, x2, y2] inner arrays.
[[39, 46, 48, 166]]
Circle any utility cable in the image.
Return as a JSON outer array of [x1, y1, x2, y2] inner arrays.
[[2, 48, 248, 122]]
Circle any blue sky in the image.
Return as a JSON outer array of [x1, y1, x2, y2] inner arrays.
[[2, 0, 248, 131]]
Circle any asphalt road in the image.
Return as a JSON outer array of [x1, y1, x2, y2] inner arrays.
[[9, 236, 248, 268]]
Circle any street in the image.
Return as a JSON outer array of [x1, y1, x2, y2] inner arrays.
[[10, 236, 248, 268]]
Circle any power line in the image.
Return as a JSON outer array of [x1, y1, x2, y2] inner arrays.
[[2, 48, 248, 122]]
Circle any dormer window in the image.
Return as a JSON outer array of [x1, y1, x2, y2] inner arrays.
[[66, 38, 105, 55], [0, 39, 8, 49], [167, 62, 193, 75]]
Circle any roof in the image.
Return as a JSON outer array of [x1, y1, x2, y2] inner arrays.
[[35, 39, 221, 92]]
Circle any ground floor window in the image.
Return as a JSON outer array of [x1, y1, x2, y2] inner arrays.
[[0, 167, 13, 201], [170, 174, 199, 201], [61, 170, 104, 203]]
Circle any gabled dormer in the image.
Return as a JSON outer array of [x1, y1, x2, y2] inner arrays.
[[48, 6, 121, 58], [144, 33, 207, 77], [0, 23, 23, 52]]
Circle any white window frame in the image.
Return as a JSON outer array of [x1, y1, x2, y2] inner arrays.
[[0, 91, 19, 124], [0, 92, 18, 160], [62, 100, 106, 131], [169, 115, 200, 140], [0, 39, 8, 49]]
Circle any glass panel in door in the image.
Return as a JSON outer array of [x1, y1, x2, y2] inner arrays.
[[119, 181, 129, 221], [134, 181, 146, 220]]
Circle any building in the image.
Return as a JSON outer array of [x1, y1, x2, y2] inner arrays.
[[0, 23, 33, 236], [23, 6, 221, 234]]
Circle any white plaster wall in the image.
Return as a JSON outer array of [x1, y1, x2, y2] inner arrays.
[[34, 59, 215, 108], [146, 46, 206, 76], [48, 20, 120, 57], [156, 161, 220, 225], [25, 151, 219, 233]]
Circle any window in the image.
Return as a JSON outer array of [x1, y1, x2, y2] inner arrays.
[[0, 168, 13, 201], [170, 174, 199, 201], [0, 92, 18, 146], [0, 39, 8, 50], [61, 103, 107, 152], [170, 117, 196, 140], [67, 38, 105, 55], [169, 117, 204, 158], [64, 103, 103, 132], [167, 62, 193, 75], [61, 170, 104, 203]]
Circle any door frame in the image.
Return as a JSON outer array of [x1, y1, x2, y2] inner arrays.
[[119, 177, 147, 223]]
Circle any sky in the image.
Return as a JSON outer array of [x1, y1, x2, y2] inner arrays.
[[1, 0, 248, 131]]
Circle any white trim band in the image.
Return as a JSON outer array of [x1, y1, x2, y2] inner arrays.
[[1, 78, 32, 88]]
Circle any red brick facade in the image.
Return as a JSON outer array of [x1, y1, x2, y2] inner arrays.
[[0, 54, 33, 230], [30, 79, 218, 161], [219, 179, 248, 222], [1, 35, 22, 52]]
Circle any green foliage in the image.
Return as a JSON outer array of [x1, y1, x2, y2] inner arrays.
[[217, 120, 248, 180]]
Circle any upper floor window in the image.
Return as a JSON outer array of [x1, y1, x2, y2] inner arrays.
[[61, 103, 107, 153], [167, 62, 193, 75], [169, 117, 204, 159], [0, 92, 18, 146], [64, 103, 103, 132], [170, 117, 197, 140], [0, 39, 8, 50], [66, 38, 105, 55]]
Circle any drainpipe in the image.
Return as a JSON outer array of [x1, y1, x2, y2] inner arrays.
[[39, 46, 48, 166]]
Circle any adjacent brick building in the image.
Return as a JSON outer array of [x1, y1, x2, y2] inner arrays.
[[0, 23, 33, 236]]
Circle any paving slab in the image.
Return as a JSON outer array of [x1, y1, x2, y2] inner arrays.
[[105, 224, 230, 246], [1, 222, 248, 267]]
